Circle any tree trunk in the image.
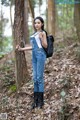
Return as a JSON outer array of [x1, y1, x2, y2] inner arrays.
[[14, 0, 29, 89], [46, 0, 48, 31], [74, 1, 80, 41], [10, 0, 15, 55], [28, 0, 34, 32], [28, 0, 34, 19], [48, 0, 55, 36], [10, 0, 13, 35], [24, 0, 29, 43], [0, 5, 4, 51]]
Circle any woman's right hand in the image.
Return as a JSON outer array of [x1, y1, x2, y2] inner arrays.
[[16, 45, 32, 51], [16, 45, 22, 51]]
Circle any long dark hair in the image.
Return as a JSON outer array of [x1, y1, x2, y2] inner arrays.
[[34, 16, 47, 36]]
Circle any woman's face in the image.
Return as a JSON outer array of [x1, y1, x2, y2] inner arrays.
[[34, 19, 43, 31]]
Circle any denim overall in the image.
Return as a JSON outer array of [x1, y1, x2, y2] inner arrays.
[[30, 35, 46, 92]]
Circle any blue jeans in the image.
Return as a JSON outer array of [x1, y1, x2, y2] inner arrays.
[[31, 37, 46, 92]]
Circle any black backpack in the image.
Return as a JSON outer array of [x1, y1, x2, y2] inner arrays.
[[43, 35, 54, 58]]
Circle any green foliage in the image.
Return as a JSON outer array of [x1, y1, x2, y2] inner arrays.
[[1, 0, 14, 6], [31, 0, 43, 7], [1, 0, 10, 6], [0, 36, 13, 55], [0, 9, 11, 54], [3, 36, 13, 51], [31, 0, 36, 8], [60, 90, 66, 97], [55, 0, 75, 4], [9, 85, 17, 93], [57, 4, 74, 30], [0, 53, 4, 59]]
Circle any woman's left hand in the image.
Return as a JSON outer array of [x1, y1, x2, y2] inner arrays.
[[39, 31, 47, 48], [39, 32, 43, 40]]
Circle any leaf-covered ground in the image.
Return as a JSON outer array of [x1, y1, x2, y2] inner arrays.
[[0, 38, 80, 120]]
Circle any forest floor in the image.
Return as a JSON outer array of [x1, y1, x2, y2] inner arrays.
[[0, 32, 80, 120]]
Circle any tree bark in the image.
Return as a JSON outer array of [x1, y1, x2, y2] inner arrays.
[[48, 0, 55, 36], [74, 1, 80, 41], [24, 0, 29, 43], [28, 0, 34, 19], [10, 0, 13, 35], [14, 0, 29, 89]]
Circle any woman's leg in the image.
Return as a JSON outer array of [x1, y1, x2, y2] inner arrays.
[[32, 52, 38, 92], [37, 53, 46, 92], [37, 51, 46, 108], [31, 52, 38, 109]]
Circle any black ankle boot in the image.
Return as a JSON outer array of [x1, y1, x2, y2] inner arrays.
[[38, 92, 44, 109], [31, 92, 38, 109]]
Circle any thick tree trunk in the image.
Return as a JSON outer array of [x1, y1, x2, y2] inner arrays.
[[74, 1, 80, 41], [14, 0, 29, 89], [48, 0, 55, 36]]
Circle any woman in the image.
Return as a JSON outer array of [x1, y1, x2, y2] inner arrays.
[[16, 16, 47, 109]]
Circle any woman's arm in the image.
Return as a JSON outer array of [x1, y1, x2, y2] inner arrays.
[[39, 32, 47, 48], [16, 45, 32, 51]]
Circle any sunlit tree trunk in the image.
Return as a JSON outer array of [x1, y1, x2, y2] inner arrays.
[[14, 0, 29, 89], [74, 1, 80, 41], [48, 0, 55, 36]]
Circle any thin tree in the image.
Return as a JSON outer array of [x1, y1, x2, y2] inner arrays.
[[48, 0, 55, 36], [74, 0, 80, 41], [0, 4, 3, 51], [24, 0, 29, 43], [28, 0, 34, 19]]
